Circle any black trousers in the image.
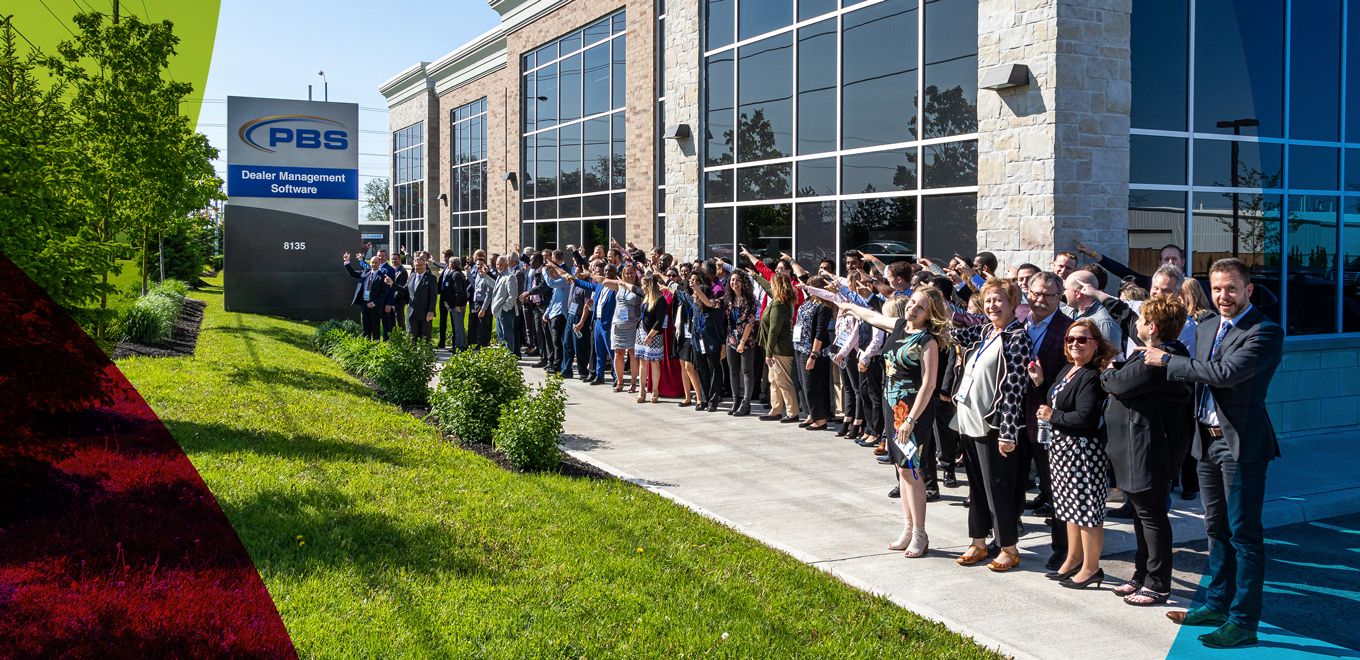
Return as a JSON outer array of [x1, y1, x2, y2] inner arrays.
[[1125, 487, 1173, 593], [360, 305, 383, 340], [393, 301, 407, 330], [802, 353, 832, 422], [1016, 428, 1066, 555], [726, 344, 756, 409], [696, 350, 724, 404], [838, 349, 862, 421], [547, 314, 567, 373], [935, 399, 961, 470], [962, 431, 1020, 547], [1177, 453, 1200, 494], [857, 357, 884, 437], [468, 310, 492, 347]]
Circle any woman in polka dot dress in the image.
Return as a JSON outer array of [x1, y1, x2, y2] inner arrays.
[[1032, 319, 1116, 590]]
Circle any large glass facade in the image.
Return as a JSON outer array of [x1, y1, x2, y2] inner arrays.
[[450, 98, 488, 259], [522, 10, 628, 251], [392, 122, 426, 255], [701, 0, 978, 268], [1130, 0, 1358, 335]]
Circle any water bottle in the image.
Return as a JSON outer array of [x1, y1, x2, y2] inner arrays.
[[1036, 418, 1054, 449]]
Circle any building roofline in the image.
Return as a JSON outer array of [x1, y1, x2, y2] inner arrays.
[[378, 62, 431, 97]]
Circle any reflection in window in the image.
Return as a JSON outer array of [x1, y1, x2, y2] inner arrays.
[[842, 0, 918, 150], [1130, 136, 1186, 186], [450, 99, 489, 259], [739, 0, 792, 41], [738, 204, 793, 261], [393, 121, 426, 255], [737, 163, 792, 201], [737, 33, 793, 161], [841, 197, 917, 266], [797, 19, 837, 155], [1192, 140, 1282, 189], [796, 158, 836, 197], [795, 202, 838, 267], [1193, 0, 1284, 137], [1129, 190, 1187, 274], [705, 52, 735, 166], [704, 207, 734, 259], [706, 0, 734, 50], [921, 194, 976, 261], [1289, 146, 1339, 191], [1190, 192, 1282, 321], [1131, 0, 1188, 130], [842, 149, 915, 195], [923, 140, 977, 188], [1286, 195, 1339, 334], [1288, 0, 1341, 142], [1343, 200, 1360, 332], [922, 0, 977, 138]]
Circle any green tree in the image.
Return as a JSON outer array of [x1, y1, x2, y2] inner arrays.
[[364, 177, 390, 223]]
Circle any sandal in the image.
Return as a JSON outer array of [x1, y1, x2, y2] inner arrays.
[[956, 544, 989, 566], [904, 531, 929, 558], [651, 394, 660, 403], [1123, 587, 1170, 607], [987, 548, 1021, 572], [1113, 580, 1142, 597]]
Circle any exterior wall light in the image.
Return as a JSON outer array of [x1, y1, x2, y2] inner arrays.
[[980, 64, 1031, 91]]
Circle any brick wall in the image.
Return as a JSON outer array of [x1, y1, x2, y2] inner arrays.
[[388, 90, 441, 255], [437, 71, 514, 255]]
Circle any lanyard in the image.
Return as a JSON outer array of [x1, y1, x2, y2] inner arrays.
[[964, 327, 1005, 376]]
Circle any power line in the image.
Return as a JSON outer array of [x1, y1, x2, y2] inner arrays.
[[5, 18, 42, 50], [35, 0, 77, 37], [186, 98, 389, 113]]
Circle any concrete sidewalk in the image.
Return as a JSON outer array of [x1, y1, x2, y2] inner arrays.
[[512, 362, 1360, 660]]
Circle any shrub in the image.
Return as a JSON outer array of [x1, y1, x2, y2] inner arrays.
[[121, 292, 179, 344], [331, 334, 383, 380], [149, 279, 190, 301], [367, 331, 436, 405], [493, 376, 566, 471], [313, 318, 361, 353], [429, 345, 525, 444]]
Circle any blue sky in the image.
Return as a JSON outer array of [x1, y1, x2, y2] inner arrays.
[[195, 0, 500, 212]]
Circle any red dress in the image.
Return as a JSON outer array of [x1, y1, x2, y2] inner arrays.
[[658, 290, 684, 397]]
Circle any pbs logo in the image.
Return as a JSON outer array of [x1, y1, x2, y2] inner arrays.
[[240, 114, 350, 153]]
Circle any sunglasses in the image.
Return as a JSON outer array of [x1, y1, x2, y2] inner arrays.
[[1065, 335, 1092, 346]]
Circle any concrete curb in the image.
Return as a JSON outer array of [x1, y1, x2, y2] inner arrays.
[[565, 448, 1034, 660]]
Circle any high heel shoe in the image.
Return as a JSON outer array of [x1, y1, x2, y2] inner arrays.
[[836, 419, 853, 437], [888, 529, 912, 551], [651, 394, 660, 404], [1045, 567, 1081, 581], [1060, 568, 1106, 589], [636, 393, 647, 403], [904, 530, 929, 558], [845, 424, 864, 440]]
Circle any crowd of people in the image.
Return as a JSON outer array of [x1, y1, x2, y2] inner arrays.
[[341, 237, 1283, 650]]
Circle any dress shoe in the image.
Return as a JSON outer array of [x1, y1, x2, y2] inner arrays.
[[925, 488, 940, 503], [1033, 502, 1054, 517], [758, 413, 781, 421], [732, 406, 751, 417], [1181, 489, 1199, 501], [679, 400, 694, 408], [798, 419, 814, 428], [708, 398, 723, 412], [1060, 568, 1105, 589], [1168, 606, 1228, 627], [873, 441, 888, 456], [1045, 566, 1080, 581], [590, 379, 607, 386], [941, 470, 959, 488], [888, 485, 901, 499], [876, 455, 893, 464], [561, 372, 574, 379], [779, 416, 800, 423], [531, 361, 548, 368], [845, 424, 863, 440], [581, 374, 595, 383], [1198, 623, 1257, 649]]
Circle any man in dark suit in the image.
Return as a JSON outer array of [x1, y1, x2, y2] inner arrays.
[[343, 252, 391, 340], [386, 254, 410, 333], [1136, 257, 1283, 649], [1019, 271, 1073, 570], [437, 250, 468, 350], [405, 255, 437, 342]]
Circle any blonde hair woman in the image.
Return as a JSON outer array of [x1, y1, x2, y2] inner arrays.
[[840, 287, 954, 558], [634, 273, 669, 403]]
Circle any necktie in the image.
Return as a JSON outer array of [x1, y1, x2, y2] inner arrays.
[[1199, 320, 1233, 421]]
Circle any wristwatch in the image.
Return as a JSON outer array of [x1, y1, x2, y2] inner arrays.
[[1159, 352, 1171, 366]]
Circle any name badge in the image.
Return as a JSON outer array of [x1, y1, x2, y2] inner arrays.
[[617, 307, 631, 322], [793, 324, 804, 343], [953, 375, 974, 405], [570, 302, 580, 318]]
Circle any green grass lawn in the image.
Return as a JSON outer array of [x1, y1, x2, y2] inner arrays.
[[116, 275, 997, 658]]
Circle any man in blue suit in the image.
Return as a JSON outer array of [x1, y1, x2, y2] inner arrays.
[[571, 261, 616, 385], [343, 252, 392, 340], [1135, 258, 1284, 649]]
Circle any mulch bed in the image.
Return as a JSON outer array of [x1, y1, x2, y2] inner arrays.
[[111, 298, 206, 360]]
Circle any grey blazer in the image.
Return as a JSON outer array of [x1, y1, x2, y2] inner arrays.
[[490, 272, 519, 315], [1164, 306, 1284, 463], [405, 270, 437, 319]]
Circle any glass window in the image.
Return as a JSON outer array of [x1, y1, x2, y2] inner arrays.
[[523, 75, 536, 132], [613, 11, 626, 33], [611, 113, 627, 189], [706, 169, 734, 203], [535, 222, 559, 251], [841, 197, 916, 266], [1129, 135, 1187, 185], [560, 31, 582, 56], [537, 64, 558, 130], [738, 204, 793, 260], [738, 33, 793, 161], [560, 218, 582, 247], [1192, 139, 1283, 188], [560, 53, 582, 121], [537, 129, 558, 197], [1347, 149, 1360, 192], [704, 207, 735, 258], [537, 200, 558, 220], [1349, 2, 1360, 143], [842, 0, 918, 150], [794, 201, 838, 267], [584, 219, 610, 250], [737, 163, 793, 201], [1288, 0, 1341, 142], [842, 148, 915, 194], [1343, 199, 1360, 332], [923, 0, 977, 138], [797, 19, 837, 155], [1130, 0, 1188, 131], [583, 116, 610, 193], [585, 18, 611, 45], [705, 52, 736, 165], [583, 44, 611, 116], [921, 194, 976, 262], [584, 193, 610, 217], [739, 0, 792, 41], [1193, 0, 1284, 137], [612, 192, 626, 215], [1190, 191, 1282, 322], [923, 140, 977, 188], [1289, 146, 1339, 191], [798, 0, 836, 21], [560, 122, 582, 195], [535, 42, 557, 65], [707, 0, 735, 50], [1286, 195, 1339, 335], [1128, 190, 1187, 274], [796, 157, 836, 197], [523, 134, 536, 198], [612, 35, 628, 109]]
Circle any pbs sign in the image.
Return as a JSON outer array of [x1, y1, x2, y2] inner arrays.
[[238, 114, 350, 153]]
